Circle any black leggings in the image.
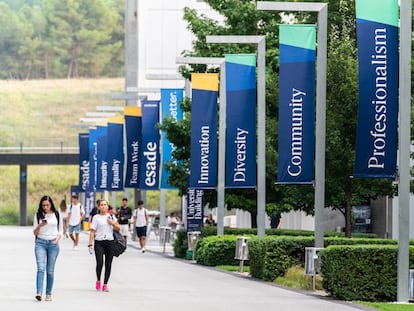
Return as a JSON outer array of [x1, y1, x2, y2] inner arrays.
[[94, 240, 115, 284]]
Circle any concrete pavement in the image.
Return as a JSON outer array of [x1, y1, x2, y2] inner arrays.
[[0, 226, 371, 311]]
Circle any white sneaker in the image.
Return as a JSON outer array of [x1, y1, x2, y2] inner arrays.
[[73, 246, 78, 251], [142, 248, 145, 253]]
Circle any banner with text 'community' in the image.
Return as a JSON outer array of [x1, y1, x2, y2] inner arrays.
[[277, 24, 316, 184], [139, 100, 160, 190], [189, 73, 219, 189], [124, 106, 142, 188], [354, 0, 399, 178], [160, 88, 183, 189], [225, 54, 256, 188]]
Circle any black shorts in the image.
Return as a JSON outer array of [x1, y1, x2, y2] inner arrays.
[[136, 226, 147, 238]]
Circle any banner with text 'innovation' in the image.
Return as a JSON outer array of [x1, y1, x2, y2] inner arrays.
[[96, 124, 108, 191], [124, 106, 142, 188], [354, 0, 399, 178], [225, 54, 256, 188], [277, 24, 316, 184], [106, 117, 124, 191], [78, 133, 89, 192], [189, 73, 219, 189], [140, 100, 160, 190], [88, 127, 97, 192], [160, 88, 183, 189], [186, 189, 204, 231]]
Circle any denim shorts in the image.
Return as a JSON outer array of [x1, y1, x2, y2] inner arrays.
[[68, 223, 81, 234]]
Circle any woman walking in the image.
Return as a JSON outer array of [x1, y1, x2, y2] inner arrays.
[[33, 195, 63, 302], [88, 199, 120, 292]]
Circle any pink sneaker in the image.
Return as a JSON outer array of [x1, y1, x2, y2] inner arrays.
[[95, 280, 101, 291], [102, 284, 109, 292]]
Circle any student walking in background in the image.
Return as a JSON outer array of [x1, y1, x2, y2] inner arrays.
[[33, 195, 63, 302], [67, 193, 85, 250], [59, 199, 69, 238], [88, 199, 120, 292], [133, 200, 149, 252], [116, 198, 132, 244]]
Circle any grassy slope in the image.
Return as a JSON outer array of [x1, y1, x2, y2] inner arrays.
[[0, 79, 182, 224]]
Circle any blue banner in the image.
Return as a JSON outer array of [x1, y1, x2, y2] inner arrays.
[[139, 100, 160, 190], [277, 25, 316, 184], [225, 54, 257, 188], [160, 88, 184, 189], [124, 107, 142, 188], [189, 73, 219, 188], [88, 127, 97, 192], [96, 124, 108, 191], [106, 117, 124, 191], [78, 133, 89, 192], [186, 189, 204, 231], [354, 0, 399, 178]]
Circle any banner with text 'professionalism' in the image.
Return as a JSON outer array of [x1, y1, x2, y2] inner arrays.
[[160, 88, 183, 189], [189, 73, 219, 189], [78, 133, 89, 192], [277, 24, 316, 184], [139, 100, 160, 190], [354, 0, 399, 178], [124, 106, 142, 188], [106, 117, 124, 191], [186, 188, 204, 231], [225, 54, 256, 188], [88, 127, 97, 192], [96, 124, 108, 191]]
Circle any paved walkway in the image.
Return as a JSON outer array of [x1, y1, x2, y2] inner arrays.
[[0, 226, 371, 311]]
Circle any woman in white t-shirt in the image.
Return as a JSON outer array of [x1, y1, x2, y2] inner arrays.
[[33, 195, 63, 302], [88, 199, 120, 292]]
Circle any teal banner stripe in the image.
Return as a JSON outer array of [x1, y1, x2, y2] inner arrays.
[[279, 24, 316, 51], [225, 54, 256, 67], [356, 0, 398, 27]]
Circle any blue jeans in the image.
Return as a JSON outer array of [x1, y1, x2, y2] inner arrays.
[[35, 238, 60, 295]]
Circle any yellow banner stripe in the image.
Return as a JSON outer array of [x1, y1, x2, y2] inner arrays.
[[191, 73, 219, 91], [124, 106, 142, 117], [107, 116, 124, 124]]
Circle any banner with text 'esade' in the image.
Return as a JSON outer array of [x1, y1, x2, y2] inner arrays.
[[139, 100, 160, 190], [354, 0, 399, 178], [160, 88, 183, 189], [277, 24, 316, 184], [225, 54, 257, 188], [189, 73, 219, 189], [106, 117, 124, 191], [78, 133, 89, 192], [124, 106, 142, 188], [88, 127, 97, 192]]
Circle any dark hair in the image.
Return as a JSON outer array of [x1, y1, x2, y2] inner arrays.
[[122, 198, 128, 202], [36, 196, 57, 221], [137, 200, 144, 206]]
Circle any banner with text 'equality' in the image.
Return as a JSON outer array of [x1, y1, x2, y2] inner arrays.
[[160, 88, 184, 189], [106, 117, 124, 191], [139, 100, 160, 190], [277, 24, 316, 184], [124, 106, 142, 188], [78, 133, 89, 192], [225, 54, 257, 188], [354, 0, 399, 178], [189, 73, 219, 189]]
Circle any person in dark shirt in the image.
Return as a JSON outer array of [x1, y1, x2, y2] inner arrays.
[[270, 212, 282, 229], [116, 198, 132, 243]]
